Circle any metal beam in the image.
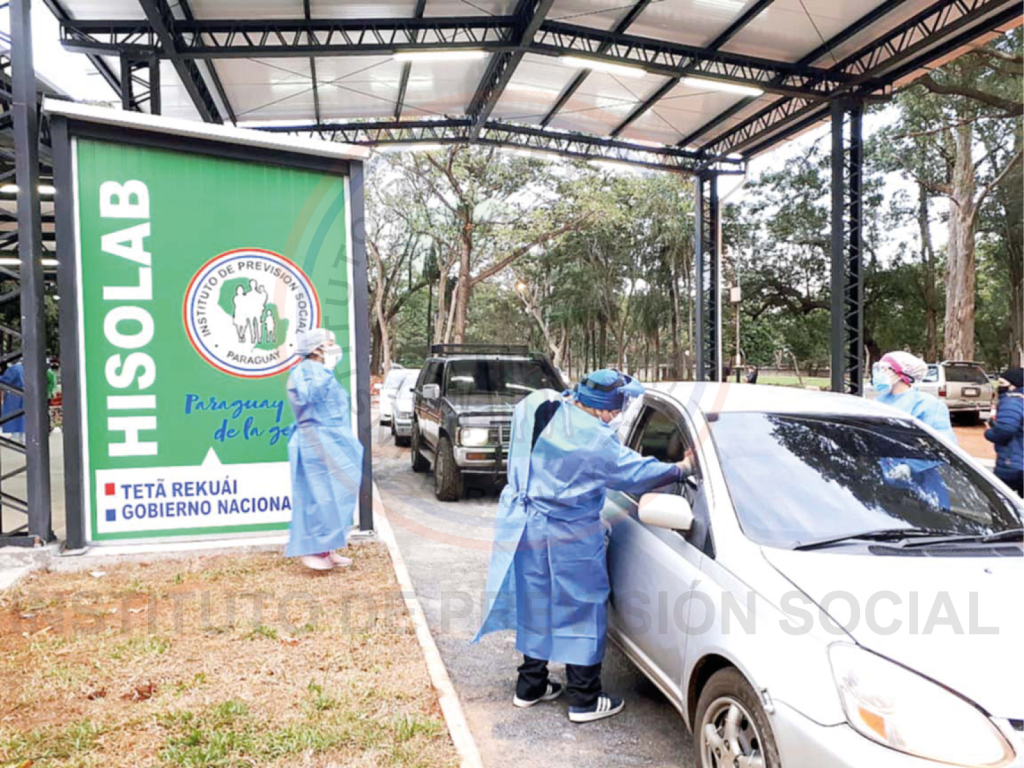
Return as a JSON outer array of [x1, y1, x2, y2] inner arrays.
[[830, 100, 864, 395], [177, 0, 236, 124], [394, 0, 428, 119], [303, 0, 321, 125], [540, 0, 653, 127], [467, 0, 555, 139], [10, 0, 53, 545], [611, 0, 774, 138], [700, 0, 1018, 157], [61, 15, 851, 99], [261, 118, 745, 174], [137, 0, 223, 122], [694, 171, 722, 382], [42, 0, 131, 107]]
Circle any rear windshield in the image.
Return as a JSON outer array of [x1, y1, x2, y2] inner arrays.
[[444, 359, 560, 397], [943, 365, 988, 384]]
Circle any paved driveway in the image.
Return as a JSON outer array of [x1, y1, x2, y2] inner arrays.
[[373, 423, 697, 768]]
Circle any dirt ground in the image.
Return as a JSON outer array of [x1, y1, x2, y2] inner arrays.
[[953, 423, 996, 461], [0, 547, 457, 768]]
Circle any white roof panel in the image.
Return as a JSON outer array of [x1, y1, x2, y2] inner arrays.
[[547, 0, 628, 31], [399, 56, 490, 117], [620, 81, 749, 144], [62, 0, 144, 20], [315, 56, 405, 119], [188, 0, 301, 19], [720, 0, 889, 63], [158, 62, 203, 122], [629, 0, 760, 47], [546, 71, 675, 137], [423, 0, 517, 16], [490, 53, 578, 122], [213, 58, 316, 121]]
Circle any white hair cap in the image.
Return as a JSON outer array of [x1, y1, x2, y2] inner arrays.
[[295, 328, 334, 356], [881, 351, 929, 384]]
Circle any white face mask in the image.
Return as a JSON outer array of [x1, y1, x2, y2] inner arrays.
[[321, 345, 343, 370]]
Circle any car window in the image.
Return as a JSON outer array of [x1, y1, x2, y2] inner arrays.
[[922, 365, 939, 383], [709, 412, 1021, 549], [383, 369, 406, 392], [943, 365, 989, 384], [421, 362, 443, 388]]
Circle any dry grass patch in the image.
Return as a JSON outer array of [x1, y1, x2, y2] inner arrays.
[[0, 546, 457, 768]]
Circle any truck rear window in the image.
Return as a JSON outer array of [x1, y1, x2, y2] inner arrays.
[[444, 359, 559, 397], [944, 365, 988, 384]]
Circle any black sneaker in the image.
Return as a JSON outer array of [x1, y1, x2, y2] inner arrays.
[[568, 694, 625, 723], [512, 681, 563, 708]]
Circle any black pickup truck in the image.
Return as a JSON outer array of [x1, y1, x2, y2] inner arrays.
[[409, 344, 565, 501]]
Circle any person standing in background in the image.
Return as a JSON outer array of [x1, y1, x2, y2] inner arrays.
[[985, 367, 1023, 497], [285, 328, 364, 571]]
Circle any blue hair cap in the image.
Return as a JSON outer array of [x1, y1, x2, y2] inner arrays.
[[575, 368, 645, 411]]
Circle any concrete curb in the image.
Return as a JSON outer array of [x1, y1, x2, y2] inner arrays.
[[372, 484, 484, 768]]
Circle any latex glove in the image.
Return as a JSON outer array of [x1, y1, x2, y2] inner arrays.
[[886, 463, 913, 482]]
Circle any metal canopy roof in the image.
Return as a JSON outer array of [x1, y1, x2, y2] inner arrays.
[[51, 0, 1022, 172]]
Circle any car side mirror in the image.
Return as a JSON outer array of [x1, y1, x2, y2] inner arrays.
[[422, 384, 440, 400], [638, 492, 694, 532]]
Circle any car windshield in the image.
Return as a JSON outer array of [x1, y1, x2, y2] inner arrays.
[[944, 365, 989, 384], [444, 359, 558, 397], [709, 413, 1021, 549], [383, 370, 406, 392]]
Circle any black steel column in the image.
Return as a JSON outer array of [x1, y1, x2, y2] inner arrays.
[[695, 171, 722, 382], [11, 0, 53, 543], [149, 56, 162, 115], [830, 99, 864, 395], [349, 161, 374, 533], [120, 53, 162, 114]]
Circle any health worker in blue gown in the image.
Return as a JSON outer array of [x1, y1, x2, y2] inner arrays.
[[872, 351, 957, 510], [474, 369, 692, 724], [285, 328, 364, 572]]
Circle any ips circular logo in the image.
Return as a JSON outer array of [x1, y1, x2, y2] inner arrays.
[[183, 248, 321, 378]]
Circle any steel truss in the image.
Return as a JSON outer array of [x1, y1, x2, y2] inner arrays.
[[694, 172, 722, 382], [119, 54, 161, 114], [1, 3, 54, 546], [830, 100, 864, 396], [262, 118, 744, 174], [700, 0, 1020, 157]]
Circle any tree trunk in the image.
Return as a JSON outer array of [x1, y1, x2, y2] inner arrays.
[[943, 120, 978, 361], [451, 230, 472, 344], [670, 261, 681, 379], [917, 183, 939, 362]]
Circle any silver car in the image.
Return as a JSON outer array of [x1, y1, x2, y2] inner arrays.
[[391, 370, 419, 447], [603, 383, 1023, 768], [919, 361, 994, 421]]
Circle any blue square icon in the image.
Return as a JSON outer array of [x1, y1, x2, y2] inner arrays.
[[105, 509, 116, 523]]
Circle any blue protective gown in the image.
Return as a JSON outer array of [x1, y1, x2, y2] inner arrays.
[[0, 363, 25, 434], [285, 359, 364, 558], [877, 387, 957, 509], [474, 390, 682, 666]]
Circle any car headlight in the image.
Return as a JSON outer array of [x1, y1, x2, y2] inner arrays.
[[829, 644, 1014, 766], [459, 427, 490, 447]]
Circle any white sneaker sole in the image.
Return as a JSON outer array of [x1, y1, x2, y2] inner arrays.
[[568, 701, 625, 723], [512, 687, 563, 708]]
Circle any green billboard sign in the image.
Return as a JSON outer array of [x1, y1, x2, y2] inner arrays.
[[60, 117, 368, 544]]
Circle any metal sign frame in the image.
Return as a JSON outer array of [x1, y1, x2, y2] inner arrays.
[[47, 102, 373, 549]]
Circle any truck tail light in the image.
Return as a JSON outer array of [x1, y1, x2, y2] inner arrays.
[[939, 385, 947, 397]]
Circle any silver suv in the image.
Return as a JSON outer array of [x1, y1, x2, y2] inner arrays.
[[919, 361, 994, 422]]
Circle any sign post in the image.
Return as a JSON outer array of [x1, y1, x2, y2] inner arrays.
[[48, 101, 373, 548]]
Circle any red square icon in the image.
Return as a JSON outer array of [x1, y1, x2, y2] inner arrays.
[[104, 483, 116, 496]]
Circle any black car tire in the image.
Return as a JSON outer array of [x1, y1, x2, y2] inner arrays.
[[694, 668, 781, 768], [434, 436, 464, 502], [395, 430, 411, 448], [410, 423, 430, 472]]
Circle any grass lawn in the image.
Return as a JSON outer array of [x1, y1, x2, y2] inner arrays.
[[755, 375, 831, 389], [0, 548, 457, 768]]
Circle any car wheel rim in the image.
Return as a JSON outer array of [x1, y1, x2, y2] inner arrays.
[[700, 696, 765, 768]]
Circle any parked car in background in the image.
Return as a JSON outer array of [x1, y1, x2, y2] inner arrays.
[[410, 344, 564, 501], [390, 369, 419, 447], [378, 365, 407, 426], [603, 383, 1022, 768], [919, 361, 994, 422]]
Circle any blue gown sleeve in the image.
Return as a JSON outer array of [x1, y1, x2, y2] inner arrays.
[[602, 439, 683, 494], [921, 396, 957, 445], [985, 398, 1022, 446]]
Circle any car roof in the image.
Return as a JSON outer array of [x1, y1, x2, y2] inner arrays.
[[646, 382, 911, 419]]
